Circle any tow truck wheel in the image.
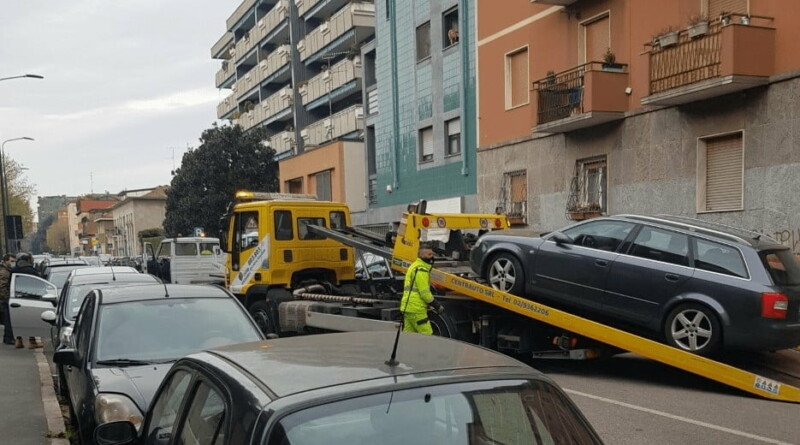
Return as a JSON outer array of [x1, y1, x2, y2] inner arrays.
[[664, 303, 721, 356], [249, 300, 278, 336]]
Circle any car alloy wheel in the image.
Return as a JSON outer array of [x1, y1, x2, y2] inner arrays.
[[486, 254, 524, 295], [665, 304, 720, 355]]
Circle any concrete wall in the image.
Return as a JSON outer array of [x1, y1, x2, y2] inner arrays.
[[477, 76, 800, 254]]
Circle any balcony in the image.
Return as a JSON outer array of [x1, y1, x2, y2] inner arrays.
[[217, 95, 238, 119], [235, 1, 289, 63], [301, 105, 364, 147], [297, 0, 347, 21], [215, 59, 236, 88], [211, 32, 233, 59], [233, 45, 291, 100], [226, 0, 257, 30], [297, 2, 375, 64], [532, 62, 629, 134], [642, 20, 775, 106], [299, 56, 362, 108], [236, 87, 294, 131], [268, 130, 295, 158]]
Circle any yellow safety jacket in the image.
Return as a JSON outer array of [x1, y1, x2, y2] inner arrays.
[[400, 258, 433, 315]]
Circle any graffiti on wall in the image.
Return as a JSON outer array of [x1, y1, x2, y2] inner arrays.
[[768, 228, 800, 255]]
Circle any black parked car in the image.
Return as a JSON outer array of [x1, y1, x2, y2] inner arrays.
[[470, 215, 800, 355], [93, 331, 603, 445], [54, 284, 264, 444]]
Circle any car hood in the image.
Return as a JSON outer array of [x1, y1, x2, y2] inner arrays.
[[92, 363, 173, 412]]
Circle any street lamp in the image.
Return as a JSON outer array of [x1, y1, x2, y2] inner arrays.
[[0, 137, 34, 253], [0, 74, 44, 82]]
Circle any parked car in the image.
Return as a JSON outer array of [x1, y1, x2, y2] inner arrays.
[[92, 331, 603, 445], [6, 274, 58, 331], [53, 284, 264, 444], [470, 215, 800, 355], [39, 257, 89, 279]]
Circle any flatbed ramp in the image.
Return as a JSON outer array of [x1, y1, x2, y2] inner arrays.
[[308, 219, 800, 403]]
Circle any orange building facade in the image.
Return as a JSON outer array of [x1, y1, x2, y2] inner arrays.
[[476, 0, 800, 250]]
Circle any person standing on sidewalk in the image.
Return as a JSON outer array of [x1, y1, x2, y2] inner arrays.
[[12, 253, 39, 277], [0, 253, 18, 345]]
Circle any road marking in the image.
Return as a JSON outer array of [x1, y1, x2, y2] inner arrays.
[[564, 388, 793, 445]]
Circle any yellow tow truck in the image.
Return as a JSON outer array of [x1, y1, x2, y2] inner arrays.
[[220, 192, 800, 403]]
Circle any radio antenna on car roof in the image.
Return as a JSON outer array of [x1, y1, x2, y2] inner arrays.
[[386, 268, 418, 367], [108, 263, 116, 281]]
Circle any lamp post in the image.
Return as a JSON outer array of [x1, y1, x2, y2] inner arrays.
[[0, 137, 34, 253], [0, 74, 44, 82]]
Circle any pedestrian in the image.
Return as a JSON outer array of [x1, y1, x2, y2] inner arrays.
[[12, 252, 40, 277], [399, 243, 443, 335], [0, 253, 18, 346]]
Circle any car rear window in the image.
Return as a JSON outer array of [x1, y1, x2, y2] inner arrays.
[[693, 238, 748, 279], [760, 250, 800, 286], [268, 379, 601, 445]]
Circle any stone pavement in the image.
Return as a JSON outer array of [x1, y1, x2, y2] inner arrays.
[[0, 328, 67, 445]]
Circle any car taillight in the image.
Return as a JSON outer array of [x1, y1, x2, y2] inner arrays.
[[761, 292, 789, 319]]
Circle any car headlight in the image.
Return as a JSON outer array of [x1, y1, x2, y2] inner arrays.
[[59, 327, 73, 348], [95, 393, 144, 430]]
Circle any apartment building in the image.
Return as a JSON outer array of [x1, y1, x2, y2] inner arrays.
[[110, 186, 167, 257], [477, 0, 800, 246], [360, 0, 478, 228], [212, 0, 374, 222]]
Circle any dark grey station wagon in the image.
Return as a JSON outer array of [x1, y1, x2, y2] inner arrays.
[[470, 215, 800, 355]]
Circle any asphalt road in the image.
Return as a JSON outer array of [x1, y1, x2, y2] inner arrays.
[[534, 352, 800, 445]]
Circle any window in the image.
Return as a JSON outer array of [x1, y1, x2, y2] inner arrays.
[[562, 220, 635, 251], [503, 171, 527, 224], [274, 210, 293, 241], [416, 21, 431, 61], [315, 170, 332, 201], [175, 243, 198, 256], [707, 0, 748, 17], [581, 14, 610, 63], [156, 242, 170, 259], [74, 297, 95, 360], [285, 178, 303, 194], [572, 156, 607, 213], [629, 226, 690, 266], [698, 133, 743, 212], [298, 218, 327, 240], [235, 211, 259, 250], [147, 370, 192, 443], [200, 242, 218, 255], [179, 382, 227, 445], [330, 211, 346, 230], [419, 127, 433, 163], [445, 118, 461, 156], [443, 7, 459, 48], [505, 47, 529, 109], [694, 238, 748, 278], [761, 250, 800, 286]]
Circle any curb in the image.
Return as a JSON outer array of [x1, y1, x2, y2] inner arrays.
[[34, 348, 69, 445]]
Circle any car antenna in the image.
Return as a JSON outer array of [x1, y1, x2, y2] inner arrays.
[[108, 263, 116, 281], [386, 264, 420, 367], [162, 280, 170, 298]]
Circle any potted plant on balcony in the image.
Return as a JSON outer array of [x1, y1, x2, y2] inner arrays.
[[601, 48, 624, 72], [655, 26, 680, 47], [568, 203, 603, 221], [243, 101, 255, 112], [719, 11, 732, 26], [687, 14, 709, 38]]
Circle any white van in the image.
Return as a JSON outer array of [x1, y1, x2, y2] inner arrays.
[[143, 237, 225, 285]]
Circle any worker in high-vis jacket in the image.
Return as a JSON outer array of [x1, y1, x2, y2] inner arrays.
[[400, 243, 444, 335]]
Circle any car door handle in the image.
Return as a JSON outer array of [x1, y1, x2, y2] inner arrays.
[[665, 273, 680, 282], [594, 259, 608, 267], [10, 302, 20, 308]]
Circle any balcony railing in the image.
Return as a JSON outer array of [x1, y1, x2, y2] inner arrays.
[[299, 56, 362, 105], [301, 105, 364, 147], [260, 44, 292, 81], [217, 95, 237, 119], [532, 62, 629, 132], [215, 59, 236, 88], [643, 19, 775, 105], [234, 1, 289, 61], [226, 0, 257, 30], [297, 2, 375, 62], [211, 32, 233, 58], [268, 130, 295, 157], [237, 87, 294, 131], [296, 0, 324, 18]]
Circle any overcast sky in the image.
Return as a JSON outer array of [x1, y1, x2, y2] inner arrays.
[[0, 1, 238, 207]]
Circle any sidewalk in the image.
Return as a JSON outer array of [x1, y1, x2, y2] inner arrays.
[[0, 330, 67, 445]]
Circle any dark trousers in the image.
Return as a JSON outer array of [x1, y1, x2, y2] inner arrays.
[[0, 301, 13, 343]]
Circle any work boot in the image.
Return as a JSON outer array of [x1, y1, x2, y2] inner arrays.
[[15, 336, 24, 349]]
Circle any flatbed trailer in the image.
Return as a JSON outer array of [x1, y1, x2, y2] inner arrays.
[[308, 209, 800, 403]]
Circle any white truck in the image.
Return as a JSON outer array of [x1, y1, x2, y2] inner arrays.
[[143, 237, 225, 285]]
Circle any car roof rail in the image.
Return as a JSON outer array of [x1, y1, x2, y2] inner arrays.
[[617, 214, 751, 245], [654, 214, 778, 244]]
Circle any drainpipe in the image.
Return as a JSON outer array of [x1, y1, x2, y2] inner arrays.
[[389, 0, 400, 189], [459, 0, 470, 177]]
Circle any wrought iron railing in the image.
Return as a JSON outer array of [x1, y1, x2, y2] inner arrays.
[[533, 63, 589, 125], [648, 21, 723, 95]]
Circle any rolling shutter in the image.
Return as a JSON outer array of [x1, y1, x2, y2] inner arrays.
[[706, 135, 743, 211], [708, 0, 748, 18], [420, 127, 433, 161], [508, 48, 529, 107], [583, 15, 610, 63]]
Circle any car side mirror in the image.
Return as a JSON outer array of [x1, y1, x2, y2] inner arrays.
[[53, 348, 80, 367], [551, 231, 574, 246], [94, 421, 138, 445], [41, 310, 57, 325], [42, 293, 57, 305]]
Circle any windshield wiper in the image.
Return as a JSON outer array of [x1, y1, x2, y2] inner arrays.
[[95, 358, 154, 367]]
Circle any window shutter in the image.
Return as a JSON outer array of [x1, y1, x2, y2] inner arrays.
[[421, 127, 433, 159], [510, 173, 527, 202], [708, 0, 748, 17], [706, 135, 743, 211], [447, 118, 461, 136], [509, 49, 529, 107], [584, 16, 610, 63]]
